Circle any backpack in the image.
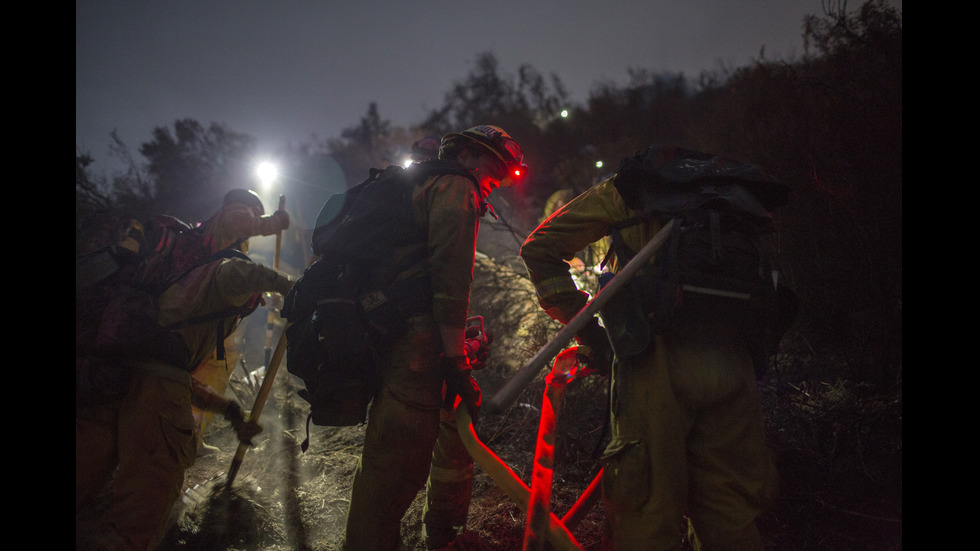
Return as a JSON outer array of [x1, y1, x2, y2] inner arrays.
[[598, 145, 797, 375], [76, 214, 258, 405], [282, 160, 478, 436]]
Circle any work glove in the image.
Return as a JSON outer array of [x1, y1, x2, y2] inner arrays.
[[574, 318, 614, 377], [272, 209, 290, 231], [273, 274, 296, 301], [224, 402, 264, 446], [442, 354, 482, 425]]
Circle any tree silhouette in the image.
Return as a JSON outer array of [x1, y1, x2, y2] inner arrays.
[[138, 118, 258, 223], [75, 0, 901, 385]]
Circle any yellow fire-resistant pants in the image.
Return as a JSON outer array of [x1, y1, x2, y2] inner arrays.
[[601, 324, 778, 551], [342, 314, 474, 551], [76, 366, 197, 551], [190, 334, 239, 446]]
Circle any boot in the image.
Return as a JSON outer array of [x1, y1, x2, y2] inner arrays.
[[424, 524, 461, 550], [196, 440, 220, 457]]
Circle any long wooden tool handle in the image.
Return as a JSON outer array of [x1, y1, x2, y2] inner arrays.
[[485, 218, 677, 414], [454, 405, 583, 551], [226, 326, 288, 488], [273, 194, 285, 270], [264, 194, 286, 367], [229, 198, 290, 488]]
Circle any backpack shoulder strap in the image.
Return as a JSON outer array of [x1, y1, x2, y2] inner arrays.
[[410, 159, 493, 216], [412, 159, 478, 185], [150, 243, 251, 294], [159, 247, 258, 361]]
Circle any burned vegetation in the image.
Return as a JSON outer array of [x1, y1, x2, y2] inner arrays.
[[145, 252, 901, 551]]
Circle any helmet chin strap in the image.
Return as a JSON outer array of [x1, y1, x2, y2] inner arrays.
[[461, 165, 497, 219]]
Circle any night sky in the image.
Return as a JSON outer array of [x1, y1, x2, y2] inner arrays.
[[76, 0, 901, 174]]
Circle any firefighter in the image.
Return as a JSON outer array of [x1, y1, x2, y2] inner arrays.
[[190, 188, 290, 454], [411, 134, 442, 161], [520, 162, 779, 551], [342, 125, 527, 551], [75, 197, 295, 551]]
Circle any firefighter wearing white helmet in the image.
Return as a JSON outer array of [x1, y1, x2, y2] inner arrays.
[[342, 125, 526, 551], [189, 189, 291, 454], [203, 188, 290, 254], [76, 193, 296, 551]]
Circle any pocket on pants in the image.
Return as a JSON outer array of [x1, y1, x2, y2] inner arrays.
[[156, 379, 197, 470], [601, 439, 651, 512], [159, 410, 197, 471]]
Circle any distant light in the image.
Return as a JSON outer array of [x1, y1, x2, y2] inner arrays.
[[403, 157, 414, 168], [560, 109, 569, 118], [595, 160, 603, 169], [256, 161, 278, 190]]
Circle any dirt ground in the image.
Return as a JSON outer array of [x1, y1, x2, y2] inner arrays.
[[160, 368, 614, 551], [164, 386, 371, 551], [88, 254, 901, 551], [158, 348, 903, 551], [159, 358, 903, 551]]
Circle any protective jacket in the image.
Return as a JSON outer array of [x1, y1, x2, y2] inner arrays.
[[158, 257, 293, 371], [200, 202, 289, 253], [76, 256, 294, 551], [520, 177, 778, 551], [522, 178, 645, 322], [342, 170, 482, 551], [189, 201, 290, 442]]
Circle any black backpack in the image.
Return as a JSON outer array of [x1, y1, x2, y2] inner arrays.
[[598, 145, 797, 374], [76, 214, 258, 405], [282, 160, 478, 437]]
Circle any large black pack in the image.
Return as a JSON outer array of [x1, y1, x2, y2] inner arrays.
[[599, 145, 797, 373], [282, 160, 477, 432], [76, 214, 254, 405]]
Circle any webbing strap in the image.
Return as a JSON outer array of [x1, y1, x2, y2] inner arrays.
[[157, 246, 257, 360], [709, 211, 722, 262], [602, 215, 645, 270]]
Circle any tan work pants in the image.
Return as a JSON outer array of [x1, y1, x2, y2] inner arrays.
[[602, 326, 778, 551], [76, 367, 197, 551], [190, 333, 239, 445], [342, 315, 474, 551]]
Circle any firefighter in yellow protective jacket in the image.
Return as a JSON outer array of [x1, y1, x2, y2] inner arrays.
[[520, 174, 778, 551], [342, 126, 527, 551], [76, 223, 295, 551], [190, 189, 289, 453]]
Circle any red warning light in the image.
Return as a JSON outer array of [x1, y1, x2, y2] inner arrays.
[[512, 163, 527, 178], [502, 163, 528, 186]]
